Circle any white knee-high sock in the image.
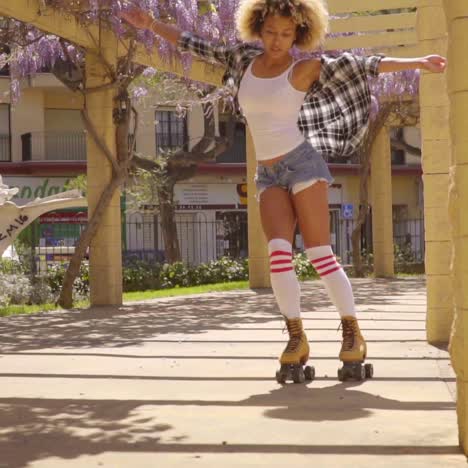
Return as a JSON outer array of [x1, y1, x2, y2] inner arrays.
[[306, 245, 356, 318], [268, 238, 301, 319]]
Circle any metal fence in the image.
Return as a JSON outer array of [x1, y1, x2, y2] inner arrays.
[[7, 215, 425, 275], [124, 214, 249, 266], [393, 218, 425, 263]]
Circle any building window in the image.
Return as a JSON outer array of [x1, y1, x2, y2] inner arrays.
[[391, 148, 405, 165], [217, 120, 246, 163], [155, 110, 187, 151], [0, 104, 11, 162]]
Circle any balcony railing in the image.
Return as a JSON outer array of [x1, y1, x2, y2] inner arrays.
[[21, 132, 135, 162], [22, 131, 87, 162], [0, 134, 11, 161]]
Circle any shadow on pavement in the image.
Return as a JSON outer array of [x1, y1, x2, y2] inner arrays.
[[0, 278, 427, 353]]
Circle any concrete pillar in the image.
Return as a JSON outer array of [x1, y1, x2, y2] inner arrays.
[[85, 50, 123, 306], [443, 0, 468, 454], [246, 127, 270, 288], [370, 127, 394, 277], [418, 0, 452, 343]]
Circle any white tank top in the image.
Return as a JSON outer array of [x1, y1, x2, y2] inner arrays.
[[238, 58, 307, 161]]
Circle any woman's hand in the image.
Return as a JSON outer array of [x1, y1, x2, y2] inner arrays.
[[119, 8, 153, 30], [421, 55, 447, 73]]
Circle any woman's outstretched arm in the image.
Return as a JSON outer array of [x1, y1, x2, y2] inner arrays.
[[119, 7, 232, 67], [378, 55, 447, 74], [120, 8, 181, 46]]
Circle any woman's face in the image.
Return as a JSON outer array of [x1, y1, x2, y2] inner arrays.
[[260, 14, 297, 58]]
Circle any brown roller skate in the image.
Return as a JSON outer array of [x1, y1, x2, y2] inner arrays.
[[337, 316, 373, 381], [276, 318, 315, 384]]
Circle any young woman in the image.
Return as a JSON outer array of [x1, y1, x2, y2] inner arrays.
[[121, 0, 446, 383]]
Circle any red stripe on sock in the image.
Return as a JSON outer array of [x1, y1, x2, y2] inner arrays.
[[270, 250, 292, 258], [314, 260, 338, 271], [271, 259, 292, 266], [271, 267, 294, 273], [311, 254, 334, 264], [319, 266, 342, 277]]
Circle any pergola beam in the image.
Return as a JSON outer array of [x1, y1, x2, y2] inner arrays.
[[0, 0, 223, 86], [133, 48, 223, 87], [0, 0, 96, 50]]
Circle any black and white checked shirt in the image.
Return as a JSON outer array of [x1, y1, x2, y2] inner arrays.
[[177, 31, 383, 158]]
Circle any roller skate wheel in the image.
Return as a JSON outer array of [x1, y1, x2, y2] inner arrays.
[[337, 367, 345, 381], [276, 370, 287, 384], [292, 367, 305, 384], [364, 363, 374, 379], [357, 364, 366, 381], [304, 365, 315, 381]]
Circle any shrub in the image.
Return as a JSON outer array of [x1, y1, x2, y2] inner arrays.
[[42, 263, 90, 300], [293, 252, 319, 281], [1, 252, 326, 306], [0, 274, 54, 306], [0, 258, 25, 275], [123, 258, 163, 291]]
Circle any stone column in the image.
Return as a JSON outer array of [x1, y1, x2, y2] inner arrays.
[[85, 49, 123, 305], [443, 0, 468, 454], [370, 127, 394, 277], [418, 0, 452, 343], [246, 128, 270, 288]]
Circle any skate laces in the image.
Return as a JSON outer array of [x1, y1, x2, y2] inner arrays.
[[341, 319, 356, 351], [285, 335, 302, 353], [284, 319, 303, 353]]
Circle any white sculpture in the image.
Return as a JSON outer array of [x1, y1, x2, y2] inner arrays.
[[0, 175, 87, 257]]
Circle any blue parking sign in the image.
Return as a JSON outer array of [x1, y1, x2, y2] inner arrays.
[[342, 204, 354, 219]]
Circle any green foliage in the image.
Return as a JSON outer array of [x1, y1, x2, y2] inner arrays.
[[0, 258, 25, 275], [64, 175, 87, 195], [394, 243, 416, 265], [0, 274, 54, 307], [123, 256, 249, 291], [45, 263, 89, 298], [123, 258, 164, 292], [292, 252, 319, 281]]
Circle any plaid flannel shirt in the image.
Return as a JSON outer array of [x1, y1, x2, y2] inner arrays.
[[177, 31, 384, 158]]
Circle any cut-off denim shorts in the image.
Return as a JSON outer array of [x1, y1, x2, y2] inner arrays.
[[254, 140, 334, 201]]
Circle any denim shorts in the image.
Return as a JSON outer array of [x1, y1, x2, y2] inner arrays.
[[254, 140, 334, 200]]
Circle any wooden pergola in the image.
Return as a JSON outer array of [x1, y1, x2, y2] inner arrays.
[[1, 0, 467, 452]]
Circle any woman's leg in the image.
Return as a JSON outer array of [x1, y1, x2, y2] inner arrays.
[[259, 186, 309, 368], [292, 181, 356, 317], [259, 186, 299, 319], [292, 181, 367, 364]]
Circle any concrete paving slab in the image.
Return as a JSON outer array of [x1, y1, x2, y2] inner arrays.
[[0, 277, 465, 467]]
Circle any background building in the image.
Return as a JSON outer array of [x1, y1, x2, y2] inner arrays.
[[0, 68, 424, 268]]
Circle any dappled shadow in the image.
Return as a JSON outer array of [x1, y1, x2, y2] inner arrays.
[[0, 278, 427, 353], [0, 379, 456, 468], [0, 397, 180, 468]]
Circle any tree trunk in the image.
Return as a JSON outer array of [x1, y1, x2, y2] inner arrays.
[[157, 183, 181, 263], [58, 92, 131, 309], [58, 172, 124, 308]]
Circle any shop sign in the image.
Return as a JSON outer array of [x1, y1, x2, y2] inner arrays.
[[2, 177, 71, 206], [39, 211, 88, 224]]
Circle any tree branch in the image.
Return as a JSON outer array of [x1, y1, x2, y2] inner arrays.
[[391, 128, 421, 156], [80, 108, 120, 174]]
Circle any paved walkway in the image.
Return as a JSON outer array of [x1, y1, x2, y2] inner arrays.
[[0, 277, 465, 467]]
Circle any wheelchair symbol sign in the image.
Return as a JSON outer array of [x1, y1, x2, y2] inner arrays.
[[342, 204, 354, 219]]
